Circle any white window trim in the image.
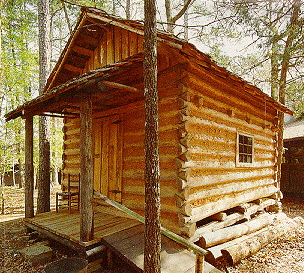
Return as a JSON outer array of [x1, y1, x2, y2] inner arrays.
[[236, 132, 254, 167]]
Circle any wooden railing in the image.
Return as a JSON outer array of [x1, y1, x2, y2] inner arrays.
[[94, 191, 208, 273]]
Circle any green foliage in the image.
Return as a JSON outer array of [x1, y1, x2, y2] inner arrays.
[[286, 81, 304, 117], [191, 0, 304, 114]]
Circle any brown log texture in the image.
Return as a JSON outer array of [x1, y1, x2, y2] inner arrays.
[[25, 117, 34, 218], [80, 94, 94, 242], [200, 213, 273, 248], [221, 216, 304, 265], [37, 0, 51, 214], [144, 0, 161, 271]]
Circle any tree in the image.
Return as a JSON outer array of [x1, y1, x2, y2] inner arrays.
[[144, 0, 161, 272], [165, 0, 195, 34], [126, 0, 131, 19], [37, 0, 51, 214]]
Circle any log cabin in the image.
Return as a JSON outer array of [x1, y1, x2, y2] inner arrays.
[[5, 7, 292, 271]]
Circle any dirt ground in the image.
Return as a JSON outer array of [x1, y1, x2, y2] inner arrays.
[[1, 186, 304, 273]]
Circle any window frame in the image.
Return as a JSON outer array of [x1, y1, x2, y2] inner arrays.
[[236, 132, 254, 167]]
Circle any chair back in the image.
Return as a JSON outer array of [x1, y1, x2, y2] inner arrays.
[[67, 174, 80, 192]]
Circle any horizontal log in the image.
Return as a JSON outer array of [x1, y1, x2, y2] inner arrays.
[[123, 169, 176, 180], [200, 213, 274, 248], [188, 179, 276, 205], [123, 198, 178, 214], [65, 128, 80, 136], [100, 80, 139, 93], [190, 185, 278, 223], [65, 142, 80, 150], [123, 185, 177, 198], [64, 148, 80, 156], [187, 166, 275, 189], [64, 119, 80, 127], [190, 212, 244, 243], [64, 158, 81, 164], [86, 245, 106, 257], [205, 213, 287, 262], [231, 199, 276, 219], [123, 158, 176, 170], [210, 212, 227, 222], [124, 128, 177, 145], [185, 98, 275, 140], [221, 216, 304, 265], [181, 68, 277, 122], [64, 138, 80, 145], [62, 169, 80, 175], [205, 227, 267, 263]]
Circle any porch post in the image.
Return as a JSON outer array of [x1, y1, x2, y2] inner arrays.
[[80, 94, 94, 242], [25, 116, 34, 218]]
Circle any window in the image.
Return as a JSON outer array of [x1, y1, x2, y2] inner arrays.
[[237, 133, 253, 166]]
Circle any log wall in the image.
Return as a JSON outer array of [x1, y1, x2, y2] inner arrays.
[[177, 67, 279, 230], [62, 67, 183, 233], [82, 25, 143, 73], [61, 51, 280, 238]]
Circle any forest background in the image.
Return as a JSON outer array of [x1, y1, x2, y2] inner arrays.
[[0, 0, 303, 195]]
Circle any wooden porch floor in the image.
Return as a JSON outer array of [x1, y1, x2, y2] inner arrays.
[[24, 209, 140, 248], [24, 209, 222, 273]]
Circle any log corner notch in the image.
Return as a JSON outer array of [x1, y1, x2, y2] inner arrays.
[[24, 115, 34, 219], [80, 93, 94, 242], [176, 83, 195, 238]]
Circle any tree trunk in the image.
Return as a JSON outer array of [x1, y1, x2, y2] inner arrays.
[[112, 0, 116, 15], [165, 0, 173, 33], [126, 0, 131, 19], [276, 0, 301, 197], [80, 94, 94, 242], [18, 157, 24, 188], [37, 0, 51, 214], [144, 0, 161, 272], [184, 0, 189, 40], [25, 117, 34, 218]]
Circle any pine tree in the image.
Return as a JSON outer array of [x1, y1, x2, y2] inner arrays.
[[37, 0, 51, 214], [144, 0, 161, 272]]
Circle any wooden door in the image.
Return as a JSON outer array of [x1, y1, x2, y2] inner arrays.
[[93, 115, 123, 202]]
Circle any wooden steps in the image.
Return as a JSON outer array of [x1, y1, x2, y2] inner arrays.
[[102, 224, 222, 273]]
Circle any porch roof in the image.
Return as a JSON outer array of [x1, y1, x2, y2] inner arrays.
[[5, 55, 143, 121]]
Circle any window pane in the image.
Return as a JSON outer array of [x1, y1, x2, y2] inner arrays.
[[248, 145, 252, 153], [239, 144, 244, 153], [245, 145, 248, 153], [239, 154, 244, 162], [238, 134, 253, 164]]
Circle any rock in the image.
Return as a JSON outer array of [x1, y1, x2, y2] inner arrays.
[[18, 235, 31, 243], [36, 240, 50, 246], [10, 227, 25, 234], [19, 244, 53, 266]]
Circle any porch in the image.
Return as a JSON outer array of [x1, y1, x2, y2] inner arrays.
[[24, 204, 222, 273]]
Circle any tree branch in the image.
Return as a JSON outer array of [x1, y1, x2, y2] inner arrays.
[[172, 0, 195, 23]]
